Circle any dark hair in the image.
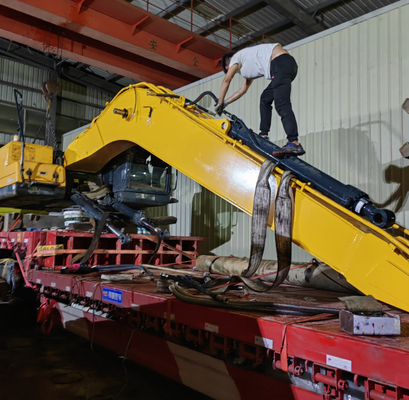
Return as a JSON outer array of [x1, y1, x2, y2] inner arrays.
[[221, 51, 236, 74]]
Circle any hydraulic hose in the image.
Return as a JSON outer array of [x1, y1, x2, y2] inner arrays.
[[169, 284, 340, 316]]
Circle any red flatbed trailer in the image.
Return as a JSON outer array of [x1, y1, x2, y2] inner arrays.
[[4, 230, 409, 400]]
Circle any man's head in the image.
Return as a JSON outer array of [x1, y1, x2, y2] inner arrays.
[[221, 51, 236, 74]]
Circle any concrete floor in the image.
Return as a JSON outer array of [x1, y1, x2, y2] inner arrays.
[[0, 297, 211, 400]]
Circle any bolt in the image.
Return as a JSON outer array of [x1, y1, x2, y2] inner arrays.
[[338, 380, 348, 391]]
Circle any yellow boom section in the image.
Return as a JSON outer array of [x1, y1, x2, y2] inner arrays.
[[65, 83, 409, 312]]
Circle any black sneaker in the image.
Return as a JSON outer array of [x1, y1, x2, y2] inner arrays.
[[273, 142, 305, 157]]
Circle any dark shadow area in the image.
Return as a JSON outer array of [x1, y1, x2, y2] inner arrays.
[[190, 187, 239, 254], [0, 320, 211, 400], [373, 164, 409, 213], [299, 121, 406, 215]]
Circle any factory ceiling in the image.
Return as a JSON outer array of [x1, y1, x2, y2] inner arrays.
[[0, 0, 401, 93]]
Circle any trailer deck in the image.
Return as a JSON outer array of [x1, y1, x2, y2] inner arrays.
[[30, 267, 409, 400], [3, 229, 409, 399]]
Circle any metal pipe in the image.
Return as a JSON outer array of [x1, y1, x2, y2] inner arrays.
[[112, 201, 169, 240], [368, 391, 397, 400], [196, 256, 360, 294]]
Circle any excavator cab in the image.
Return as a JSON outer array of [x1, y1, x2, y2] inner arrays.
[[101, 146, 177, 208]]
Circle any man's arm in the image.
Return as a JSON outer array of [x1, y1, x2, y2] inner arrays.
[[218, 64, 239, 105], [225, 78, 253, 105]]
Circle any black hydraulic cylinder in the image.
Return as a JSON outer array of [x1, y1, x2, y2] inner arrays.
[[71, 193, 131, 244], [111, 201, 170, 240], [227, 116, 395, 229]]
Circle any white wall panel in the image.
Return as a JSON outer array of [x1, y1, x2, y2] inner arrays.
[[62, 125, 89, 151], [0, 133, 44, 145], [0, 58, 48, 110], [156, 1, 409, 262]]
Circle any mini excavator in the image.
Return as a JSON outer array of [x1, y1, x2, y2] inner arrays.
[[1, 83, 409, 312]]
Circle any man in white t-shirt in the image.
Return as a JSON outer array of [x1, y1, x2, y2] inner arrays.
[[216, 43, 304, 157]]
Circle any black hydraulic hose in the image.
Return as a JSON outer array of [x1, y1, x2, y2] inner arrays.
[[147, 93, 180, 99], [92, 264, 153, 279], [162, 273, 230, 303], [185, 91, 218, 107], [169, 284, 340, 316], [146, 238, 162, 265]]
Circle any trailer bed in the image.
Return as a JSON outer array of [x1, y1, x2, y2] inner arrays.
[[28, 267, 409, 400]]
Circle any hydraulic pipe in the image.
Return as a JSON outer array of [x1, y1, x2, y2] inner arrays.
[[71, 193, 131, 244], [184, 90, 394, 228], [196, 256, 360, 294], [226, 115, 395, 229], [111, 201, 170, 240]]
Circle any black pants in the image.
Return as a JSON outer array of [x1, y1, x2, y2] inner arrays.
[[260, 54, 298, 142]]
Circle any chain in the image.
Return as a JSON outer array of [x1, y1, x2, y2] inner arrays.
[[34, 114, 58, 149], [33, 116, 47, 144], [46, 115, 58, 150]]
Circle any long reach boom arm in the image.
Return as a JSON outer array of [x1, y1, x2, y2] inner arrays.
[[62, 83, 409, 312]]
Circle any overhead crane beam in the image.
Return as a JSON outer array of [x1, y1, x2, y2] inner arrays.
[[0, 7, 196, 89], [0, 38, 123, 94], [0, 0, 229, 88]]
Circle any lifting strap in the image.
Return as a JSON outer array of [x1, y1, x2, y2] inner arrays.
[[240, 168, 295, 292], [241, 160, 277, 278], [71, 212, 110, 265]]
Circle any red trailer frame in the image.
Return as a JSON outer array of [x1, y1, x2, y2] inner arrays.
[[3, 230, 409, 400]]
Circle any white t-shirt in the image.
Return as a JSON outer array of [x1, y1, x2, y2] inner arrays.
[[229, 43, 279, 80]]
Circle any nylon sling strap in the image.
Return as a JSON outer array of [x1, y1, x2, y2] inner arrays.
[[240, 169, 295, 292], [272, 170, 294, 286], [71, 212, 110, 265], [241, 160, 277, 278]]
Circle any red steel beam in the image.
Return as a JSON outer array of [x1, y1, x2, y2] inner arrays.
[[0, 7, 195, 89], [0, 0, 227, 82]]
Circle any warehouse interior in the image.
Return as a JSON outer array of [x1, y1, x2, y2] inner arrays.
[[1, 1, 409, 399]]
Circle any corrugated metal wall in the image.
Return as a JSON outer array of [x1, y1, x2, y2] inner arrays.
[[59, 80, 109, 121], [62, 125, 89, 151], [0, 56, 110, 144], [0, 133, 44, 145], [147, 2, 409, 261], [0, 58, 48, 110]]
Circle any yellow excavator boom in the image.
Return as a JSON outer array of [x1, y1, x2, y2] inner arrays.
[[62, 82, 409, 312]]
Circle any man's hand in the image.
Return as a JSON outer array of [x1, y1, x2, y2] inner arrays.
[[215, 101, 227, 116]]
